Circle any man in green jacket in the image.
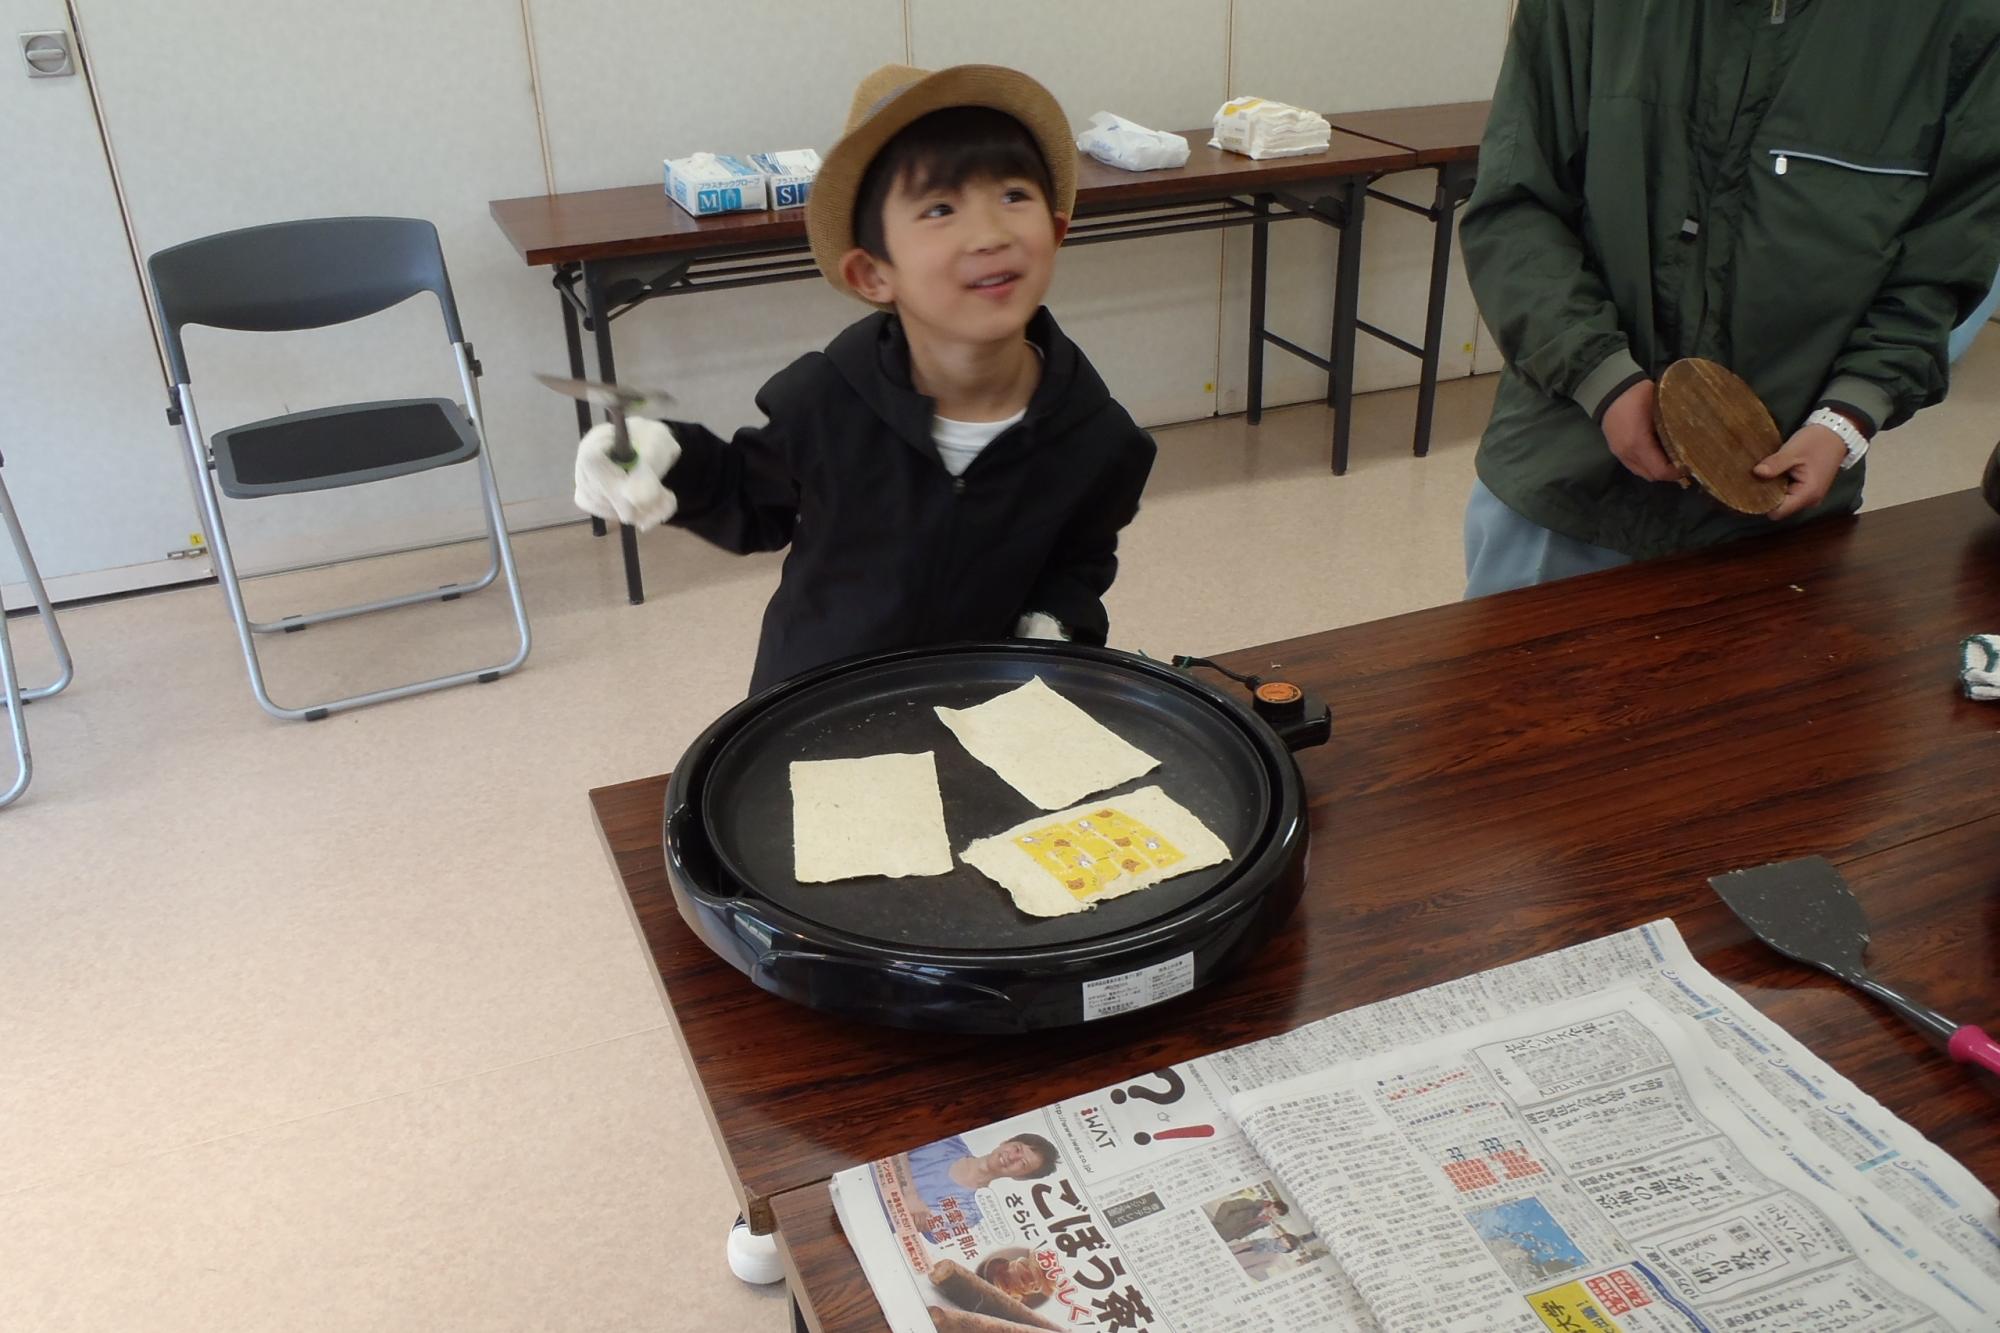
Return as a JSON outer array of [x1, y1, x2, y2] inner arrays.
[[1460, 0, 2000, 596]]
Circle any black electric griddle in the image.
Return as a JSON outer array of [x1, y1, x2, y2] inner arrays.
[[663, 643, 1318, 1032]]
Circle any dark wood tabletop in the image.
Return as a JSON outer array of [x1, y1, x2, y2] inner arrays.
[[1328, 100, 1492, 165], [591, 487, 2000, 1299], [491, 130, 1415, 267], [722, 488, 2000, 1329]]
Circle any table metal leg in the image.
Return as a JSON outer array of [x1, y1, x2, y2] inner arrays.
[[1412, 161, 1475, 460], [1247, 192, 1272, 427], [558, 271, 606, 538], [582, 260, 646, 605], [1328, 180, 1366, 475]]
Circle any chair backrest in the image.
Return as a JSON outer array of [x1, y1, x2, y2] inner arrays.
[[148, 216, 464, 385]]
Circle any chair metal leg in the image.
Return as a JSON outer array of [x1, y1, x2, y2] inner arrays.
[[0, 471, 73, 703], [0, 470, 71, 808], [245, 550, 500, 634], [0, 607, 29, 809], [173, 369, 531, 723]]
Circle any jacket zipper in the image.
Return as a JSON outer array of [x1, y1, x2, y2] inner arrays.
[[1770, 149, 1927, 178]]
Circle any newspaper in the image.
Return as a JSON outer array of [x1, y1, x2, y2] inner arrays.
[[830, 921, 1999, 1332]]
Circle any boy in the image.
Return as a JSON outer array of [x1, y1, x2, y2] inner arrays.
[[574, 64, 1157, 696]]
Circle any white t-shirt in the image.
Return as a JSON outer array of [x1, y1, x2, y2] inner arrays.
[[932, 408, 1026, 478]]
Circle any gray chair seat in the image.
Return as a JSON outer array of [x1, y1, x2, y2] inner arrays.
[[212, 397, 478, 498]]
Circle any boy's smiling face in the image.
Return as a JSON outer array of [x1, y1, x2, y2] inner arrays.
[[840, 169, 1068, 348]]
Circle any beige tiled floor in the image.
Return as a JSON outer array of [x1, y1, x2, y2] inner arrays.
[[3, 339, 1995, 1331]]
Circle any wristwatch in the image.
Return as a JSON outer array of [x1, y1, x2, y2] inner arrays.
[[1807, 406, 1870, 470]]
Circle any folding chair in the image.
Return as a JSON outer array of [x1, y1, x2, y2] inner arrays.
[[149, 217, 530, 721], [1, 453, 74, 808]]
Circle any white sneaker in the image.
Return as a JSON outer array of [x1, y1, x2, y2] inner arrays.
[[727, 1214, 786, 1286]]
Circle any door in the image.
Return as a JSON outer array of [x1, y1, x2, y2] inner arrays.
[[0, 4, 207, 603]]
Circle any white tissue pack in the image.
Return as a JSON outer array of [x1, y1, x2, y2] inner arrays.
[[750, 149, 822, 210], [1210, 97, 1333, 160], [664, 153, 767, 216], [1075, 112, 1191, 172]]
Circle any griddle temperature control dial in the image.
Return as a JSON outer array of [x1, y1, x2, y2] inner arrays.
[[1252, 680, 1331, 750], [1171, 655, 1332, 751]]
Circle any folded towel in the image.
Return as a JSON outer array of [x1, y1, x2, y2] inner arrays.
[[1077, 112, 1190, 172], [1210, 96, 1332, 160], [1961, 634, 2000, 700]]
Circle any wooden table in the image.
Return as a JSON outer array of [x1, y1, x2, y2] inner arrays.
[[1325, 101, 1492, 459], [591, 488, 2000, 1329], [492, 122, 1452, 603], [1331, 101, 1491, 167]]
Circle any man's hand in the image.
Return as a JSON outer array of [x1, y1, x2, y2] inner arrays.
[[1600, 379, 1683, 484], [1753, 424, 1845, 521]]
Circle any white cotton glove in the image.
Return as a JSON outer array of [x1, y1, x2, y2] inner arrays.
[[573, 418, 680, 532], [1962, 635, 2000, 701], [1014, 611, 1069, 642]]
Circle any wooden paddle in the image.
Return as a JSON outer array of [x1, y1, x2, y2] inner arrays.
[[1653, 358, 1789, 515]]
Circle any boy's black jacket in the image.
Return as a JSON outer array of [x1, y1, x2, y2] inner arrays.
[[663, 307, 1156, 694]]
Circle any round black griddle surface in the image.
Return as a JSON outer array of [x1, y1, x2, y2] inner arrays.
[[697, 649, 1274, 951]]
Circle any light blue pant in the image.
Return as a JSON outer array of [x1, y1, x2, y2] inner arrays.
[[1949, 267, 1999, 364], [1463, 478, 1630, 599]]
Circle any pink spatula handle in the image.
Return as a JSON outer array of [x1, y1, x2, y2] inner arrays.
[[1947, 1025, 2000, 1076]]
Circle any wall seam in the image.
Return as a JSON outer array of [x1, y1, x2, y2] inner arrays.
[[1210, 0, 1237, 416], [64, 0, 167, 384]]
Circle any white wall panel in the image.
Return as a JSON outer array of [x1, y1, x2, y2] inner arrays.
[[527, 0, 906, 434], [0, 4, 202, 591], [1217, 0, 1510, 417], [77, 0, 575, 575], [1230, 0, 1511, 116], [532, 0, 906, 194], [909, 0, 1233, 426]]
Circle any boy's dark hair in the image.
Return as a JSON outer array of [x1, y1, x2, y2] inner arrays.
[[854, 105, 1055, 261], [1003, 1132, 1060, 1178]]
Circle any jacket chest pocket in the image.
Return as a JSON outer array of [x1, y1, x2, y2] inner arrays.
[[1746, 141, 1930, 266], [1766, 147, 1928, 183]]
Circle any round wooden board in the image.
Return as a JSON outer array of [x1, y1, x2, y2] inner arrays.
[[1654, 358, 1788, 515]]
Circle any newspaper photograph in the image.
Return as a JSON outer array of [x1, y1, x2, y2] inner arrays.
[[830, 1056, 1379, 1331], [831, 921, 1999, 1332], [1230, 988, 2000, 1331]]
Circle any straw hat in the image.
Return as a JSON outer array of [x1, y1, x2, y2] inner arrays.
[[807, 64, 1077, 301]]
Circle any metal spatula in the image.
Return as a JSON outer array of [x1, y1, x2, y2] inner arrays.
[[1710, 856, 2000, 1079], [535, 373, 676, 471]]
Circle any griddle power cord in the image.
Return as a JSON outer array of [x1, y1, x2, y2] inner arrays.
[[1172, 655, 1262, 690]]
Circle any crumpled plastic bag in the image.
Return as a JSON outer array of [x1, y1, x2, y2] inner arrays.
[[1076, 112, 1190, 172]]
